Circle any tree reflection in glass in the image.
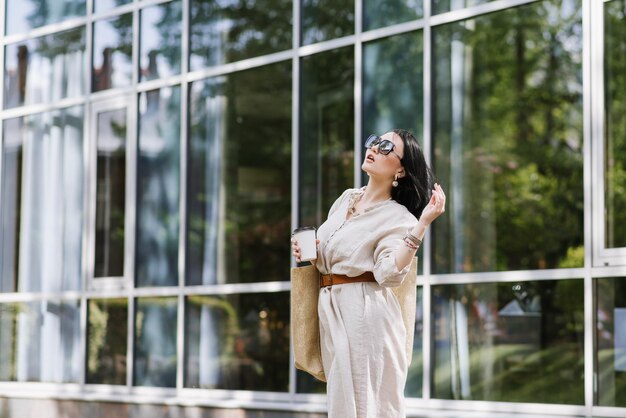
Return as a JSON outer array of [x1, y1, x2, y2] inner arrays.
[[95, 108, 127, 278], [362, 31, 423, 187], [433, 0, 493, 15], [139, 0, 182, 81], [134, 297, 178, 387], [0, 300, 81, 383], [5, 0, 86, 35], [301, 0, 354, 45], [299, 48, 354, 229], [136, 87, 181, 287], [87, 298, 128, 385], [432, 0, 583, 273], [184, 292, 289, 391], [4, 28, 85, 109], [92, 13, 133, 92], [189, 0, 292, 71], [433, 279, 584, 403], [363, 0, 423, 31], [0, 119, 23, 293], [604, 0, 626, 249], [596, 277, 626, 406], [1, 108, 84, 293], [186, 61, 291, 285]]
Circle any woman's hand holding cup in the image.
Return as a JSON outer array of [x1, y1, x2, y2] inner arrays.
[[292, 227, 319, 263]]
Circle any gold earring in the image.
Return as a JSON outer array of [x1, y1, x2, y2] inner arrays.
[[392, 174, 399, 187]]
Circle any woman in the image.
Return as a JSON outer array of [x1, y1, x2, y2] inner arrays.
[[292, 129, 446, 418]]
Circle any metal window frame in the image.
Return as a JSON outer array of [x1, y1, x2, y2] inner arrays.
[[0, 0, 624, 416], [591, 0, 626, 267]]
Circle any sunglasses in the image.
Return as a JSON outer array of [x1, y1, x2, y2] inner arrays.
[[365, 134, 403, 161]]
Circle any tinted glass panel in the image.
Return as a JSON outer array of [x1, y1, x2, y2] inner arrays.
[[140, 0, 182, 81], [92, 14, 133, 92], [301, 0, 354, 45], [596, 277, 626, 406], [432, 0, 583, 273], [189, 0, 291, 71], [134, 297, 178, 387], [94, 0, 132, 14], [433, 0, 493, 14], [364, 0, 423, 31], [604, 0, 626, 249], [2, 108, 84, 293], [0, 119, 22, 292], [406, 286, 423, 397], [185, 292, 289, 391], [136, 87, 181, 287], [362, 31, 423, 186], [433, 279, 584, 403], [187, 62, 291, 285], [4, 27, 85, 109], [0, 300, 81, 382], [299, 48, 354, 227], [95, 108, 127, 278], [5, 0, 86, 35], [86, 298, 128, 385]]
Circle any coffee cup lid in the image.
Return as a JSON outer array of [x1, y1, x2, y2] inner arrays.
[[292, 226, 316, 234]]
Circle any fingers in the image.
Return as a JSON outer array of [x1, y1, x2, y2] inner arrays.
[[291, 239, 302, 262]]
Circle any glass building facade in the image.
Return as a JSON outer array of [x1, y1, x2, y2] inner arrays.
[[0, 1, 624, 417]]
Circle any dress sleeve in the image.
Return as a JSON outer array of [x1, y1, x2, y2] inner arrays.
[[372, 213, 417, 287]]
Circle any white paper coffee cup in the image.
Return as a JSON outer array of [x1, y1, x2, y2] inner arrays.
[[293, 227, 317, 262]]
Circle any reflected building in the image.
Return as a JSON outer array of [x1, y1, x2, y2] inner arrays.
[[0, 0, 625, 418]]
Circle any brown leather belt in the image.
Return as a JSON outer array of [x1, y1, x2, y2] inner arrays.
[[319, 271, 377, 288]]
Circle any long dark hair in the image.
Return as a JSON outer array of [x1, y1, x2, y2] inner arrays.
[[391, 129, 435, 219]]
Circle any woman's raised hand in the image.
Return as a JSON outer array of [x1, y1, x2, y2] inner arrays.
[[419, 183, 446, 226]]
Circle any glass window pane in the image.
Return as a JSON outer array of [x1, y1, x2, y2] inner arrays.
[[596, 277, 626, 406], [94, 0, 132, 14], [2, 107, 84, 293], [92, 14, 133, 92], [432, 0, 583, 273], [5, 0, 86, 35], [364, 0, 423, 31], [604, 1, 626, 249], [184, 292, 290, 391], [406, 286, 423, 397], [86, 298, 128, 385], [301, 0, 354, 45], [136, 87, 181, 287], [189, 0, 292, 71], [0, 119, 22, 292], [433, 279, 584, 403], [4, 27, 86, 109], [95, 108, 127, 278], [299, 48, 354, 227], [363, 31, 423, 187], [0, 300, 81, 382], [186, 61, 291, 285], [139, 1, 182, 81], [134, 297, 178, 387], [432, 0, 493, 14]]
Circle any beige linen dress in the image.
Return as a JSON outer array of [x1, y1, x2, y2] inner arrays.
[[315, 187, 418, 418]]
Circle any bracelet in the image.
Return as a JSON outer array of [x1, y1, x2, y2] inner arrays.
[[404, 237, 419, 250], [404, 230, 423, 247]]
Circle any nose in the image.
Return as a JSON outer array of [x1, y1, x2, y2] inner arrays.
[[370, 143, 380, 154]]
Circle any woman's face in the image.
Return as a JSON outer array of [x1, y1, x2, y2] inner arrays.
[[361, 132, 405, 181]]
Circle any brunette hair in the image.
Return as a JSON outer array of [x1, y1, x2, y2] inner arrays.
[[391, 129, 435, 219]]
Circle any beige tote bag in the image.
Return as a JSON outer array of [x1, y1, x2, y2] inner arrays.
[[290, 258, 418, 382]]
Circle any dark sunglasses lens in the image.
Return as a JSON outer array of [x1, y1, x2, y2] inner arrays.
[[378, 140, 394, 154], [365, 135, 379, 148]]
